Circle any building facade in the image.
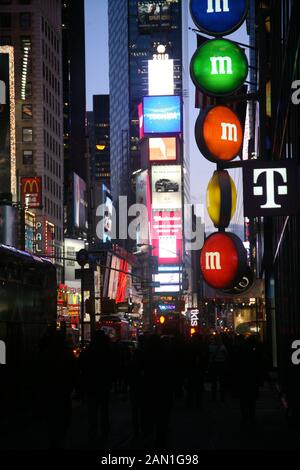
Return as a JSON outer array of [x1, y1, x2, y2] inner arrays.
[[0, 0, 64, 280]]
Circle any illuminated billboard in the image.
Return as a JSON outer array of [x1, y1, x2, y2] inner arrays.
[[102, 185, 113, 243], [136, 170, 151, 249], [64, 238, 85, 288], [138, 1, 173, 33], [73, 173, 88, 231], [151, 165, 182, 209], [149, 137, 177, 162], [154, 269, 181, 294], [152, 210, 183, 264], [148, 59, 174, 95], [25, 211, 35, 253], [21, 177, 42, 208], [143, 96, 181, 136]]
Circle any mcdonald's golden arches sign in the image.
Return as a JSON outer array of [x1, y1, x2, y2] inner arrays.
[[21, 177, 42, 208]]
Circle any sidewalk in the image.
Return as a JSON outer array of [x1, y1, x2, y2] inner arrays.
[[0, 379, 299, 451]]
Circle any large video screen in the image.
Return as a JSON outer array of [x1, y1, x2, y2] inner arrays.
[[151, 165, 182, 210], [151, 210, 183, 264], [148, 59, 174, 96], [149, 137, 176, 162], [143, 96, 181, 136], [138, 1, 173, 33]]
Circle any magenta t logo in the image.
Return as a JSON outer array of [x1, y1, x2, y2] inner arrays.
[[253, 168, 288, 209]]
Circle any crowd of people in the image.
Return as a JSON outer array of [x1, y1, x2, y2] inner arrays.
[[34, 327, 268, 450]]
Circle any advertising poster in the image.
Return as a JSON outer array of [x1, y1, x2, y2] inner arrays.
[[102, 185, 113, 243], [151, 165, 182, 210], [137, 1, 172, 33], [25, 211, 35, 253], [149, 137, 177, 162], [64, 238, 85, 288], [73, 173, 88, 231], [136, 170, 151, 249]]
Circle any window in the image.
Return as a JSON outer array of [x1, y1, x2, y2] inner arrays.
[[0, 36, 11, 45], [22, 128, 33, 142], [22, 104, 33, 120], [23, 150, 33, 165], [20, 12, 31, 29], [0, 13, 11, 28]]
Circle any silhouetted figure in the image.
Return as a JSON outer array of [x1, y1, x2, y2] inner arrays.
[[208, 334, 228, 401], [37, 327, 77, 449], [80, 331, 115, 442], [139, 335, 173, 449], [128, 340, 145, 436], [185, 335, 208, 409], [234, 335, 265, 425]]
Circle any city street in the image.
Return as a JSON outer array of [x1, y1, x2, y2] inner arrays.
[[1, 0, 300, 456]]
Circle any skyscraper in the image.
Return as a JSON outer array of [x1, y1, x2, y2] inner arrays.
[[108, 0, 192, 321], [0, 0, 64, 280], [108, 0, 189, 204]]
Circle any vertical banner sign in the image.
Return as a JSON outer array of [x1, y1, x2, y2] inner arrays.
[[35, 218, 44, 254]]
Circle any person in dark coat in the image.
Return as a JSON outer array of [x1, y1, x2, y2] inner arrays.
[[234, 334, 265, 425], [80, 331, 115, 441], [37, 327, 77, 449]]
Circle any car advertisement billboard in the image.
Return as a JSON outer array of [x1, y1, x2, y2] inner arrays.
[[151, 165, 182, 210], [21, 177, 42, 209], [137, 1, 173, 33], [151, 210, 183, 264], [143, 96, 181, 136], [149, 137, 177, 162]]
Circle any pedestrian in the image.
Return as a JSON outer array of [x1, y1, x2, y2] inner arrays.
[[207, 334, 228, 401], [80, 331, 115, 442]]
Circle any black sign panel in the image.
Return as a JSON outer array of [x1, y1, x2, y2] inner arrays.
[[0, 52, 10, 194], [243, 160, 299, 217]]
